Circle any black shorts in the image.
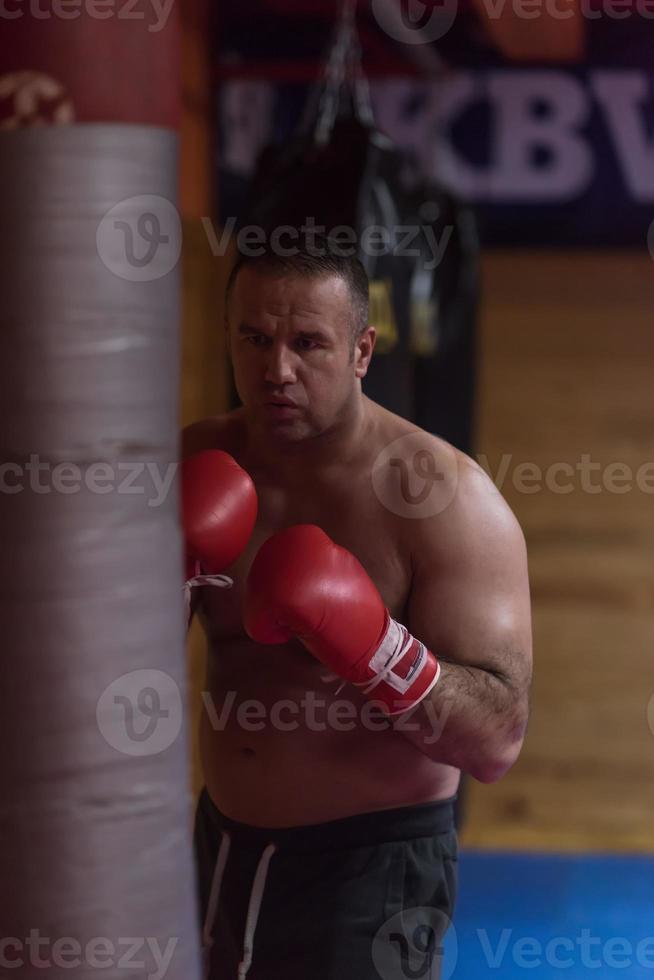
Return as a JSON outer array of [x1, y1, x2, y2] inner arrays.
[[193, 787, 458, 980]]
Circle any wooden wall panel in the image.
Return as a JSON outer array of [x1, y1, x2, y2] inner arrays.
[[179, 0, 228, 800], [180, 220, 230, 798], [461, 251, 654, 853]]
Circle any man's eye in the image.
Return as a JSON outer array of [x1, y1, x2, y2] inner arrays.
[[245, 335, 269, 347], [296, 337, 319, 352]]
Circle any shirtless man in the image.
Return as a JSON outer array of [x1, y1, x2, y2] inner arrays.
[[183, 238, 532, 980]]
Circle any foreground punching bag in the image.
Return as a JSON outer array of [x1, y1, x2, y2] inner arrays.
[[0, 14, 201, 980]]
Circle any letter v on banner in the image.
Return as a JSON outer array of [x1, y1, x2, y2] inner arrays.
[[592, 71, 654, 201]]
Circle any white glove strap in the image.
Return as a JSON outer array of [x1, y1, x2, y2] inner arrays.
[[359, 617, 441, 697], [184, 574, 233, 630], [359, 618, 411, 695], [321, 618, 442, 712]]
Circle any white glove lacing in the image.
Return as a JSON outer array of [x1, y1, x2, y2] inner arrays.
[[184, 574, 233, 630]]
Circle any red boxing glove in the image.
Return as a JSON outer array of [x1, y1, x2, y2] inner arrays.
[[181, 450, 257, 626], [244, 525, 440, 716]]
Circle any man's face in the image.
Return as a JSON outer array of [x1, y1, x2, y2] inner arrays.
[[227, 267, 374, 443]]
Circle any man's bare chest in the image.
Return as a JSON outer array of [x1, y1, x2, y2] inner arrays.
[[197, 476, 413, 640]]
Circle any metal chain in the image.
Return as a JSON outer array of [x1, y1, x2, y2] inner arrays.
[[310, 0, 375, 144]]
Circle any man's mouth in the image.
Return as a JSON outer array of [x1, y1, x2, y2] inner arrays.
[[266, 398, 299, 408], [263, 398, 302, 419]]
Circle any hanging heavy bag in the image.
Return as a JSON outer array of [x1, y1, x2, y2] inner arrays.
[[404, 179, 480, 454], [240, 0, 416, 419]]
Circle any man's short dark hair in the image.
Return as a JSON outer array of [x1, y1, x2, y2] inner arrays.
[[225, 231, 369, 343]]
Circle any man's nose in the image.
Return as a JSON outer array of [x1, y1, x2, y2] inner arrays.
[[264, 342, 297, 385]]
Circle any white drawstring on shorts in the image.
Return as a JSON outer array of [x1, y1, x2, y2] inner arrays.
[[237, 844, 277, 980], [201, 830, 277, 980]]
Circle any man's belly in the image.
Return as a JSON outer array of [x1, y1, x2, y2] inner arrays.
[[199, 636, 460, 827]]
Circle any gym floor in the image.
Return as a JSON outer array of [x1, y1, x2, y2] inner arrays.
[[449, 849, 654, 978]]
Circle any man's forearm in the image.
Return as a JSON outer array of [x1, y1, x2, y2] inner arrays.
[[389, 659, 529, 783]]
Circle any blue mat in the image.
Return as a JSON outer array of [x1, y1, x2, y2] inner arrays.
[[441, 850, 654, 979]]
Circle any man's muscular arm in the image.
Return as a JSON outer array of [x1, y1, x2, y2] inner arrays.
[[399, 459, 533, 783]]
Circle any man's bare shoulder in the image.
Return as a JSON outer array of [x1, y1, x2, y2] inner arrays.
[[368, 401, 467, 464], [181, 408, 247, 460], [367, 401, 523, 557], [367, 399, 473, 491]]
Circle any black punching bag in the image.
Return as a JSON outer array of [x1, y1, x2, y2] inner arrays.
[[241, 0, 418, 420], [404, 181, 480, 454]]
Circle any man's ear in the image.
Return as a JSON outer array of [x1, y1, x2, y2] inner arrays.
[[354, 326, 376, 379]]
